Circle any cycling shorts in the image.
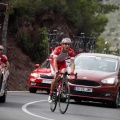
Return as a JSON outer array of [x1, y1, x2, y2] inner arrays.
[[50, 58, 66, 74]]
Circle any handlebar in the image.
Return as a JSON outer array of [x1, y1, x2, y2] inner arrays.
[[56, 71, 77, 79]]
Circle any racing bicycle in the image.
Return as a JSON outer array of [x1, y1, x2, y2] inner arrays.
[[50, 72, 77, 114]]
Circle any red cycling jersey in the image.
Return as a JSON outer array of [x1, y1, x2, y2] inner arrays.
[[0, 54, 8, 63], [53, 46, 74, 61], [50, 46, 75, 73]]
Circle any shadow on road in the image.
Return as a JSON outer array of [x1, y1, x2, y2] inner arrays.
[[69, 100, 120, 109]]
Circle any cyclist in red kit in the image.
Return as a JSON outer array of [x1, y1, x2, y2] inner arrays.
[[0, 45, 9, 71], [48, 38, 75, 103]]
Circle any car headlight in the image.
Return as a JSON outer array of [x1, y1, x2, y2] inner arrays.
[[30, 73, 39, 78], [101, 78, 116, 84]]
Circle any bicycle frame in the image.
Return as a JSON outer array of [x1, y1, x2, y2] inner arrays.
[[57, 72, 77, 92], [50, 71, 77, 114]]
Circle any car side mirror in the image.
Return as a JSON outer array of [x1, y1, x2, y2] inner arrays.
[[35, 64, 40, 68]]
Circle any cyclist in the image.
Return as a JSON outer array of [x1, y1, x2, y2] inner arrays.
[[0, 45, 9, 71], [48, 37, 75, 103]]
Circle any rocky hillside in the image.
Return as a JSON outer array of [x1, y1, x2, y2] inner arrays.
[[7, 37, 34, 91], [6, 11, 75, 91]]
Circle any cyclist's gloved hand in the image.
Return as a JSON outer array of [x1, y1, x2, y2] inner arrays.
[[55, 71, 59, 74], [70, 71, 74, 75]]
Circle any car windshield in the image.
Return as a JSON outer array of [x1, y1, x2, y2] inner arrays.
[[41, 59, 50, 68], [40, 58, 70, 68], [75, 56, 118, 72]]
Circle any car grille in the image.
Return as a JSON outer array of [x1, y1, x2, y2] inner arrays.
[[40, 74, 54, 79], [69, 79, 100, 87], [71, 91, 99, 97], [70, 91, 106, 97], [36, 83, 51, 87]]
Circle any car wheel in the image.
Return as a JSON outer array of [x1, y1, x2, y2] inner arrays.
[[111, 90, 120, 108], [74, 98, 82, 102], [0, 72, 3, 90], [0, 85, 7, 103], [29, 88, 37, 93], [46, 90, 50, 94]]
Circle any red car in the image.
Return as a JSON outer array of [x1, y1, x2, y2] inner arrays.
[[68, 53, 120, 108], [28, 58, 71, 93], [28, 58, 53, 93]]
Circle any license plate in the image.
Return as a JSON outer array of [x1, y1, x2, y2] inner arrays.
[[42, 79, 52, 84], [74, 87, 93, 92]]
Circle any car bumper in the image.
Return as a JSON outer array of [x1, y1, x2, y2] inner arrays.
[[69, 85, 117, 102], [28, 78, 52, 90]]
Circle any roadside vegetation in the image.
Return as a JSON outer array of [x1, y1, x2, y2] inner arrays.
[[5, 0, 120, 62]]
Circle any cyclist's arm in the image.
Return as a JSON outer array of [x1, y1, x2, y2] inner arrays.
[[1, 55, 10, 70], [53, 57, 58, 72], [70, 59, 75, 73], [6, 61, 10, 70]]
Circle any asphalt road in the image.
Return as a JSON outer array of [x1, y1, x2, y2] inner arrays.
[[0, 91, 120, 120]]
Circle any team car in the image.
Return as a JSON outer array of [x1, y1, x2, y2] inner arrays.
[[0, 62, 9, 103], [68, 53, 120, 108], [28, 58, 53, 94], [28, 57, 71, 94]]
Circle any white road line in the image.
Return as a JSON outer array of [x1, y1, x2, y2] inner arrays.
[[22, 100, 54, 120], [8, 91, 29, 92]]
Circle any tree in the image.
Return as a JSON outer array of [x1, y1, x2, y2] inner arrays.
[[9, 0, 119, 36], [0, 1, 9, 55], [65, 0, 119, 36], [95, 36, 111, 53], [7, 0, 119, 61]]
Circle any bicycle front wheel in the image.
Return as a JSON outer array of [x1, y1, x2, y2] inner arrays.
[[58, 82, 70, 114], [50, 91, 57, 112]]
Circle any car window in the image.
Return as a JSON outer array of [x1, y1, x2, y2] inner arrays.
[[41, 59, 50, 68], [75, 56, 118, 72]]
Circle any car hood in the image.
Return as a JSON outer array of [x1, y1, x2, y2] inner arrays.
[[75, 69, 117, 81], [33, 68, 51, 73]]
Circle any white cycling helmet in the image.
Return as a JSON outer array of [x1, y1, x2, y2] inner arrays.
[[0, 45, 4, 50], [61, 38, 71, 44]]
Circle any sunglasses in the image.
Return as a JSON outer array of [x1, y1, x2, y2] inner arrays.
[[64, 43, 70, 45], [0, 49, 3, 51]]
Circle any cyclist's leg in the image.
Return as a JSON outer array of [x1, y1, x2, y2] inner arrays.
[[50, 59, 61, 91], [51, 60, 67, 94], [58, 61, 68, 98], [50, 60, 67, 91], [48, 59, 60, 102], [59, 77, 70, 113], [50, 74, 60, 92]]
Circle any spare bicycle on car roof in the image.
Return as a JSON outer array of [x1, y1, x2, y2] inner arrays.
[[47, 29, 64, 55], [72, 33, 96, 54]]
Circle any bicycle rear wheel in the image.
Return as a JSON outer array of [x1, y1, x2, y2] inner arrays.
[[50, 91, 58, 112], [58, 82, 70, 114]]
